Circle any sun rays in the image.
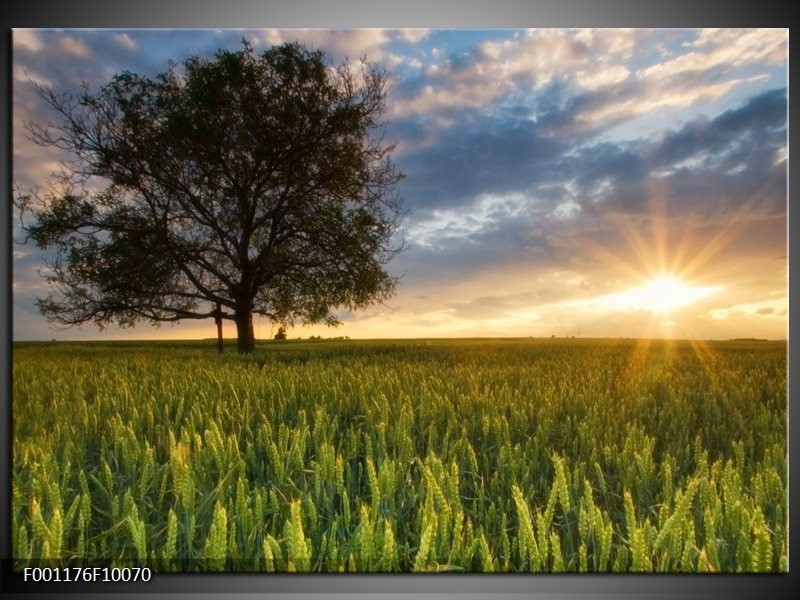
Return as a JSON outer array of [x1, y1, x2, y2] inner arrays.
[[596, 275, 724, 315], [569, 172, 783, 375]]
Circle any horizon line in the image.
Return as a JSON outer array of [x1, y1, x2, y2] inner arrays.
[[11, 335, 786, 343]]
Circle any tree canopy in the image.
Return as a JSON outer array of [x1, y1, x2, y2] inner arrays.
[[17, 41, 404, 352]]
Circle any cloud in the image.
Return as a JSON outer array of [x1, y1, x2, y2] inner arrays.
[[567, 87, 787, 213], [576, 79, 747, 126], [395, 107, 571, 211], [58, 35, 91, 57], [10, 29, 788, 341], [13, 65, 51, 87], [113, 33, 138, 51], [644, 28, 786, 79], [447, 294, 531, 320], [390, 28, 786, 147], [477, 28, 637, 89], [445, 275, 591, 321], [574, 64, 630, 91], [395, 80, 785, 226], [12, 245, 52, 297], [406, 192, 532, 248], [567, 28, 786, 131], [399, 29, 430, 44], [708, 298, 787, 321], [13, 29, 43, 52], [254, 28, 391, 62], [390, 29, 640, 120]]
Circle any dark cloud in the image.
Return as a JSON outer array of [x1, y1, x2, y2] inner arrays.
[[391, 84, 786, 280], [396, 110, 571, 211], [569, 88, 786, 218], [389, 71, 434, 103], [648, 88, 786, 167]]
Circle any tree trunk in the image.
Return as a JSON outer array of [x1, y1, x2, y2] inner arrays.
[[215, 302, 224, 354], [235, 309, 255, 353]]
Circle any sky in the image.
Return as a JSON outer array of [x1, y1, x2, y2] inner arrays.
[[12, 28, 788, 341]]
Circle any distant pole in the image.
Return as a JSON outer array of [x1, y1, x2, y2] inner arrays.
[[215, 302, 223, 354]]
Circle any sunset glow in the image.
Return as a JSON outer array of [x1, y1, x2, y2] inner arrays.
[[599, 276, 724, 314]]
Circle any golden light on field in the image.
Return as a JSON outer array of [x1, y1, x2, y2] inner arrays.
[[600, 275, 724, 314]]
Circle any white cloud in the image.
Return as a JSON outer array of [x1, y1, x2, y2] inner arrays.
[[391, 77, 509, 118], [638, 28, 786, 80], [407, 193, 530, 248], [399, 29, 430, 44], [394, 29, 640, 120], [384, 53, 405, 68], [113, 33, 138, 51], [553, 199, 580, 220], [580, 72, 777, 127], [13, 29, 43, 52], [254, 28, 391, 61], [573, 28, 638, 58], [256, 29, 286, 47], [577, 80, 743, 125], [58, 35, 91, 58], [575, 64, 630, 91]]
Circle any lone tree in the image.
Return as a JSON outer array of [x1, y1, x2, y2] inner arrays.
[[17, 41, 404, 353]]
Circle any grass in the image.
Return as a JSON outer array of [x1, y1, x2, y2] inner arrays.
[[11, 337, 787, 572]]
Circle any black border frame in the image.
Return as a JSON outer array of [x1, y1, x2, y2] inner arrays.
[[1, 1, 794, 598]]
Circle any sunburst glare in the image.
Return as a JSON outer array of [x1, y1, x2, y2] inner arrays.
[[598, 275, 724, 314]]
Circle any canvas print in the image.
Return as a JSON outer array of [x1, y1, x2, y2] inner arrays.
[[12, 28, 787, 573]]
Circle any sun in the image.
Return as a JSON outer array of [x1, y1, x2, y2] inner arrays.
[[603, 274, 724, 314]]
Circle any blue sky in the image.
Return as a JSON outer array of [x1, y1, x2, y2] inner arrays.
[[12, 28, 788, 340]]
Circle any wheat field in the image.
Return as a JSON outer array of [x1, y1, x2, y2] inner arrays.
[[12, 338, 787, 572]]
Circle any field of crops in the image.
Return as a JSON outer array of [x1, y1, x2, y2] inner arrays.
[[12, 337, 787, 572]]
